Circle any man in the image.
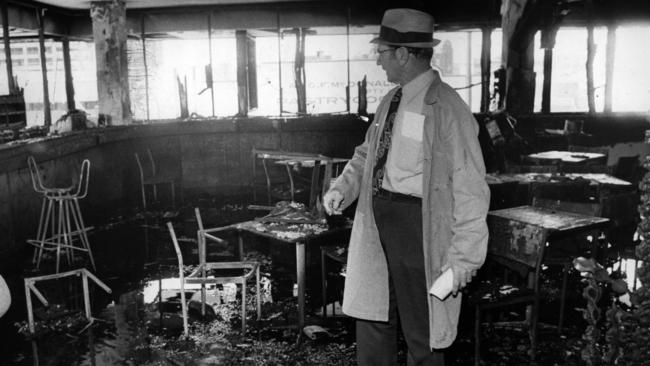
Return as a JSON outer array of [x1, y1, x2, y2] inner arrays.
[[323, 8, 490, 366]]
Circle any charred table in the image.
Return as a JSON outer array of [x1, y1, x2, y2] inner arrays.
[[525, 150, 607, 165], [235, 219, 352, 331]]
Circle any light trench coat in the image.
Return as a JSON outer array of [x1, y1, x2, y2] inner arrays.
[[330, 70, 490, 349]]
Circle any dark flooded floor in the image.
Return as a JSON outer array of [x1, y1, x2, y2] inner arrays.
[[0, 195, 639, 365]]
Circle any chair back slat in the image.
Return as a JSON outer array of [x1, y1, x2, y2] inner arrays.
[[74, 160, 91, 198], [28, 156, 46, 193]]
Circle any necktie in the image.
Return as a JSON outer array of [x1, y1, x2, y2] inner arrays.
[[372, 88, 402, 194]]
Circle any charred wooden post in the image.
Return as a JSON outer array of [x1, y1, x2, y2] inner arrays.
[[1, 1, 16, 94], [294, 28, 307, 114], [37, 9, 51, 127], [90, 0, 131, 126], [501, 0, 537, 114], [247, 35, 258, 110], [236, 30, 250, 116], [62, 37, 75, 111]]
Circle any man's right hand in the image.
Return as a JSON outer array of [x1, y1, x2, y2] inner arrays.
[[323, 189, 344, 215]]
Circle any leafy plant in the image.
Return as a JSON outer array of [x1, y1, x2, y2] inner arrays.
[[572, 257, 628, 366]]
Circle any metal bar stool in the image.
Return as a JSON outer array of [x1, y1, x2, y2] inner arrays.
[[27, 157, 95, 273]]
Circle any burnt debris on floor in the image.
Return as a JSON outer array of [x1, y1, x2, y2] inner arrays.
[[0, 196, 638, 365]]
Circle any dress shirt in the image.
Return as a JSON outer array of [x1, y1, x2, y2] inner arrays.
[[381, 69, 434, 196]]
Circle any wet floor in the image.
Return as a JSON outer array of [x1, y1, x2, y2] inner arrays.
[[0, 197, 642, 365]]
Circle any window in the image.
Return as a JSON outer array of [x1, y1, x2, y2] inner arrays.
[[532, 27, 607, 112], [43, 40, 67, 124], [140, 31, 237, 121], [26, 47, 38, 55], [303, 27, 348, 114], [128, 38, 148, 120], [349, 27, 394, 114], [431, 29, 483, 112], [0, 58, 7, 95], [69, 41, 98, 121], [209, 33, 238, 117], [612, 24, 650, 113], [252, 33, 280, 116]]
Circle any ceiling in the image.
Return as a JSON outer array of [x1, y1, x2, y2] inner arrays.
[[32, 0, 315, 10]]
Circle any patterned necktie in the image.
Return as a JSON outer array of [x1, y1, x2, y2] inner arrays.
[[372, 88, 402, 194]]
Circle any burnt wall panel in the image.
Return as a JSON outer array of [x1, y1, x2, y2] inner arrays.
[[0, 116, 367, 257]]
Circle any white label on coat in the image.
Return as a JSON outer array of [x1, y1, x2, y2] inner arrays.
[[401, 111, 425, 141]]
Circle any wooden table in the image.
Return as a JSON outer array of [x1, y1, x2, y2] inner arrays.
[[486, 173, 632, 208], [234, 219, 352, 331], [486, 205, 610, 334], [487, 205, 610, 283], [486, 172, 631, 186], [489, 205, 610, 235], [488, 205, 610, 277], [525, 150, 606, 165]]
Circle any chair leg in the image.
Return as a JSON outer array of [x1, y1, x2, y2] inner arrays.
[[141, 183, 147, 210], [170, 181, 176, 208], [256, 266, 261, 320], [530, 298, 539, 362], [241, 280, 246, 333], [559, 263, 569, 333], [56, 199, 65, 273], [35, 197, 55, 269], [63, 199, 74, 266], [33, 197, 48, 264], [321, 248, 327, 318], [72, 198, 95, 271], [474, 305, 481, 366]]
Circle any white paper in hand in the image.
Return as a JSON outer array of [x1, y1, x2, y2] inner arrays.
[[429, 267, 454, 300]]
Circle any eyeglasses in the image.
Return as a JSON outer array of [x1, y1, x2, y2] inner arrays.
[[376, 48, 396, 55]]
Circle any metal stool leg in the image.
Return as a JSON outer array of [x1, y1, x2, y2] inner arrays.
[[33, 197, 48, 264], [71, 197, 95, 270], [34, 196, 55, 269]]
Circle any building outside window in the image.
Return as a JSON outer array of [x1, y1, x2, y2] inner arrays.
[[432, 29, 483, 112], [141, 31, 237, 121], [612, 24, 650, 113]]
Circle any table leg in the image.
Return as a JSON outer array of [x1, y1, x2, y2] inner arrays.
[[296, 241, 306, 331]]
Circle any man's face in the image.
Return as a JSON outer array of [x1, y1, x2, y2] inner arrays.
[[376, 46, 399, 84]]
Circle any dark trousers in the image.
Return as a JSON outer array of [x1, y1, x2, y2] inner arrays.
[[356, 195, 445, 366]]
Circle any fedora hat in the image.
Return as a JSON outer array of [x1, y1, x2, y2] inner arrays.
[[371, 8, 440, 48]]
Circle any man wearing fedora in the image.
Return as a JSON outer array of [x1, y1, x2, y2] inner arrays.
[[323, 8, 490, 366]]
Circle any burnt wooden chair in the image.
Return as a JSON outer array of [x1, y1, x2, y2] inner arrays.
[[600, 191, 641, 289], [473, 214, 547, 365], [320, 245, 347, 318]]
